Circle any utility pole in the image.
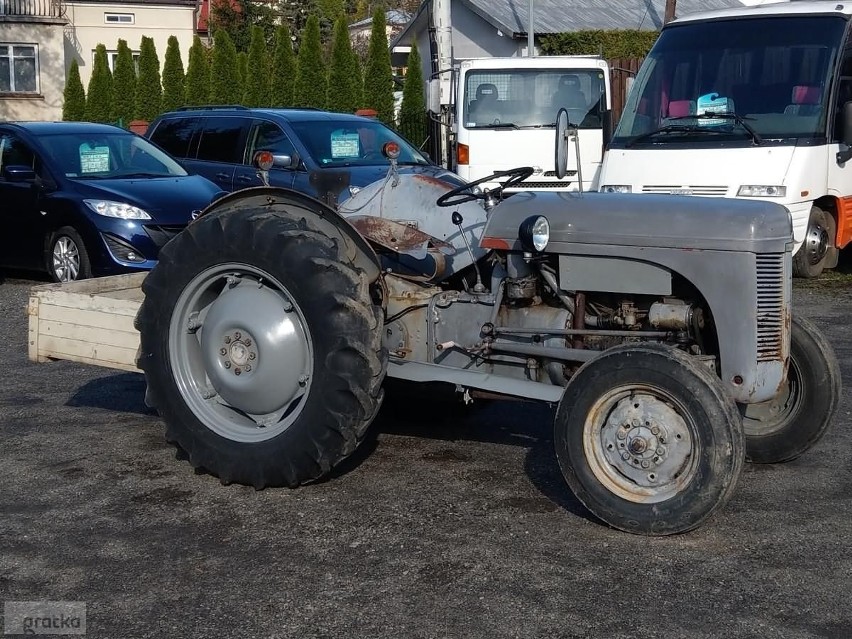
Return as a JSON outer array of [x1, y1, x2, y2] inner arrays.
[[528, 0, 534, 56], [664, 0, 677, 24]]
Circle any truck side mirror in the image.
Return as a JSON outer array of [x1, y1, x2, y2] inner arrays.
[[837, 102, 852, 165], [427, 78, 441, 115], [272, 152, 300, 169], [3, 165, 36, 182]]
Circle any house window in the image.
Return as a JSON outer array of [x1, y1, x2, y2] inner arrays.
[[99, 50, 141, 73], [104, 13, 134, 24], [0, 44, 39, 94]]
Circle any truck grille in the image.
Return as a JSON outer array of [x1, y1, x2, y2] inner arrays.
[[518, 181, 573, 189], [755, 253, 786, 362], [641, 185, 729, 196]]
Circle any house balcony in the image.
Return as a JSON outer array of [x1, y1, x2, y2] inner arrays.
[[0, 0, 66, 20]]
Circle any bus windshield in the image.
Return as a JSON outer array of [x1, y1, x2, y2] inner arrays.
[[612, 16, 848, 147], [462, 68, 607, 130]]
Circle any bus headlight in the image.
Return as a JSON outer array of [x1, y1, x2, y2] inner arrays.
[[737, 185, 787, 197], [600, 185, 632, 193]]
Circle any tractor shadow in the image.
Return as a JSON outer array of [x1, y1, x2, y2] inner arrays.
[[337, 380, 598, 524]]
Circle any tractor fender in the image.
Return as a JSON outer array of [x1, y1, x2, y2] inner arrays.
[[195, 186, 381, 282]]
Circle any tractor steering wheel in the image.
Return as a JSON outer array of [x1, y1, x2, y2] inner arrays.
[[436, 166, 535, 207]]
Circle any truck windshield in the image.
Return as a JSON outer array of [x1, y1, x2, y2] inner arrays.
[[462, 68, 607, 130], [612, 16, 848, 148]]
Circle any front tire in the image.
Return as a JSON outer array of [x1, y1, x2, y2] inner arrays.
[[793, 206, 835, 278], [137, 203, 387, 488], [554, 344, 744, 536], [742, 315, 840, 463], [47, 226, 91, 282]]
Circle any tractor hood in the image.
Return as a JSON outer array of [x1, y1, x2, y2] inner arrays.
[[482, 191, 793, 254]]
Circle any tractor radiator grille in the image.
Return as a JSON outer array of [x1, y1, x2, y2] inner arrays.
[[755, 253, 786, 362]]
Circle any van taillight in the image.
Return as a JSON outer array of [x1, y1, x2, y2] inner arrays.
[[457, 143, 469, 165]]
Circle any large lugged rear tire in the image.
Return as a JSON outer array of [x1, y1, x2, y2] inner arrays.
[[554, 344, 744, 536], [136, 203, 386, 488], [742, 315, 840, 463]]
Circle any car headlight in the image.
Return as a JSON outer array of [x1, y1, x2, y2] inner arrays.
[[600, 185, 632, 193], [737, 185, 786, 197], [519, 215, 550, 252], [84, 200, 152, 220]]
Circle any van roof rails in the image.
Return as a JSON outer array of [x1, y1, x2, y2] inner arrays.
[[175, 105, 249, 111]]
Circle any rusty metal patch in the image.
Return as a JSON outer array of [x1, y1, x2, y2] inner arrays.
[[348, 215, 456, 259]]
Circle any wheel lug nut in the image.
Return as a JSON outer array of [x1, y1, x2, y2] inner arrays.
[[244, 338, 251, 346], [220, 348, 227, 356], [641, 460, 650, 469], [224, 361, 231, 369], [224, 336, 231, 344], [656, 447, 665, 456], [651, 426, 660, 435], [249, 352, 256, 360], [235, 368, 241, 376], [621, 452, 630, 461], [617, 430, 626, 440], [235, 331, 241, 340], [632, 418, 640, 427], [244, 364, 251, 372]]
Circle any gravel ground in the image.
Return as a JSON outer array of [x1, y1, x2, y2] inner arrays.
[[1, 270, 850, 639]]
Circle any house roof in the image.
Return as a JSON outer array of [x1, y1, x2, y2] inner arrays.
[[67, 0, 196, 5], [349, 9, 411, 31], [394, 0, 746, 45]]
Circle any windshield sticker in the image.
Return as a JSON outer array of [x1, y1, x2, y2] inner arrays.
[[330, 132, 360, 159], [696, 93, 734, 125], [80, 143, 110, 173]]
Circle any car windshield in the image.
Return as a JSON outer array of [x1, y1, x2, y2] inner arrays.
[[612, 16, 847, 147], [37, 132, 187, 178], [288, 119, 429, 168], [462, 67, 607, 129]]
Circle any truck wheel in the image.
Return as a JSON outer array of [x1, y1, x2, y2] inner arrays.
[[554, 344, 744, 536], [47, 226, 91, 282], [793, 207, 834, 278], [136, 205, 387, 488], [742, 315, 840, 463]]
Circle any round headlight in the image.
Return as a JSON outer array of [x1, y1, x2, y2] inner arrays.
[[520, 215, 550, 252]]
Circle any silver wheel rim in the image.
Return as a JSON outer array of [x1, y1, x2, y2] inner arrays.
[[52, 236, 80, 282], [583, 385, 699, 504], [803, 217, 829, 266], [742, 357, 802, 436], [168, 264, 314, 443]]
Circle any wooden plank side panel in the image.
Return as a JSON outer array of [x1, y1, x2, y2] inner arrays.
[[37, 334, 139, 371], [38, 318, 140, 351], [34, 289, 142, 317], [29, 272, 147, 297], [27, 295, 42, 363], [37, 303, 138, 334]]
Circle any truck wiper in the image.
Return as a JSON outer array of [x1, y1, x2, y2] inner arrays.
[[470, 123, 520, 130], [624, 124, 724, 148], [519, 123, 556, 129], [668, 113, 763, 145]]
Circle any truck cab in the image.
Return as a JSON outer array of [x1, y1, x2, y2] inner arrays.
[[451, 56, 611, 193]]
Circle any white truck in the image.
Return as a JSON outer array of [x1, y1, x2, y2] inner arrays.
[[441, 55, 611, 192], [597, 1, 852, 277]]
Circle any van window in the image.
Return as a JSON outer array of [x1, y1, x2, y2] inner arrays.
[[247, 121, 298, 163], [149, 117, 198, 159], [195, 117, 250, 164]]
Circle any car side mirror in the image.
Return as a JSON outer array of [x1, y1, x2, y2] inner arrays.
[[3, 165, 36, 182], [272, 152, 300, 169]]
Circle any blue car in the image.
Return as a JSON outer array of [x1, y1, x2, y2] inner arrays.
[[146, 107, 464, 206], [0, 122, 224, 282]]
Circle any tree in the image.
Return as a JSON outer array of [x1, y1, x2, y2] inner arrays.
[[208, 0, 277, 53], [270, 24, 296, 107], [399, 41, 426, 145], [236, 51, 249, 102], [327, 16, 361, 113], [135, 36, 162, 121], [185, 35, 211, 106], [110, 39, 136, 126], [63, 60, 86, 121], [293, 15, 327, 109], [210, 29, 241, 104], [362, 8, 394, 122], [85, 44, 113, 123], [243, 26, 270, 107], [162, 35, 186, 112]]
